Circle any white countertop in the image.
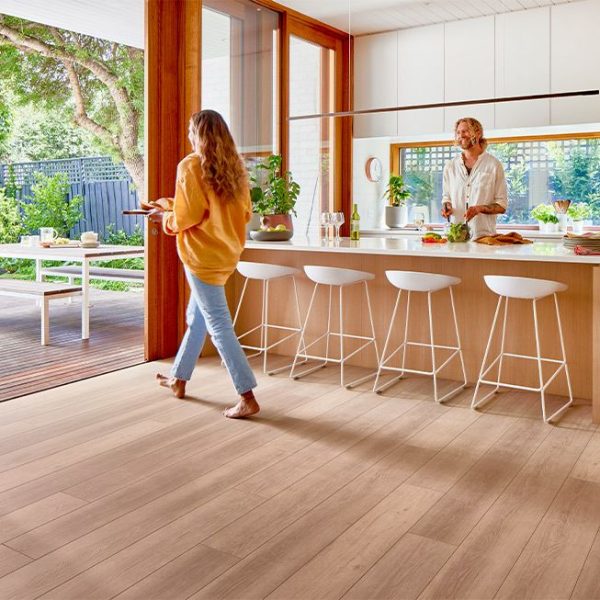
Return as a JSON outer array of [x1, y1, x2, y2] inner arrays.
[[245, 236, 600, 264]]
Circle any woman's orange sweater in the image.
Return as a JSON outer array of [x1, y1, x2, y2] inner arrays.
[[161, 153, 251, 285]]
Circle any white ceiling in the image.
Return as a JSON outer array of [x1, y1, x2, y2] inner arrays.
[[0, 0, 589, 46], [0, 0, 143, 48], [277, 0, 586, 35]]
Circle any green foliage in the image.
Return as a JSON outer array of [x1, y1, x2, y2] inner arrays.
[[7, 103, 99, 161], [0, 96, 11, 160], [0, 15, 144, 186], [403, 171, 433, 207], [21, 172, 83, 236], [548, 143, 600, 218], [530, 203, 559, 224], [384, 175, 411, 207], [0, 187, 23, 243], [567, 202, 591, 221], [250, 155, 300, 215], [3, 163, 20, 199], [103, 223, 144, 246]]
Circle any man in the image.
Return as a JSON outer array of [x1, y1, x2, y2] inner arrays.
[[441, 117, 507, 239]]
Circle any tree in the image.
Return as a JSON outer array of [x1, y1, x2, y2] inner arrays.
[[0, 15, 144, 199]]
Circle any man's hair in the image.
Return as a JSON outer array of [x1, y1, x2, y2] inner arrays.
[[454, 117, 488, 150], [188, 109, 249, 201]]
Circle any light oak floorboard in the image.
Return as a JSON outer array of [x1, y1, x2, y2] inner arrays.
[[418, 427, 593, 600], [496, 477, 600, 599], [0, 357, 597, 600], [342, 533, 456, 600]]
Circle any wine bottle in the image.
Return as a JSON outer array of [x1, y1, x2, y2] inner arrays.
[[350, 203, 360, 241]]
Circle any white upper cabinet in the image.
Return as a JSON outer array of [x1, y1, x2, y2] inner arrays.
[[397, 24, 444, 136], [353, 31, 398, 138], [444, 16, 495, 133], [495, 7, 550, 129], [551, 0, 600, 125]]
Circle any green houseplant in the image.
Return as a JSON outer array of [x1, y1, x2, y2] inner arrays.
[[530, 203, 559, 233], [384, 174, 411, 228], [567, 203, 591, 233], [250, 154, 300, 233]]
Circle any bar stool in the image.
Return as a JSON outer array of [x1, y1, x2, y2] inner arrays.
[[373, 271, 467, 402], [233, 261, 304, 375], [472, 275, 573, 423], [290, 265, 379, 388]]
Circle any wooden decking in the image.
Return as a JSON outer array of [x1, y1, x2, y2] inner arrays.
[[0, 357, 597, 599], [0, 288, 144, 402]]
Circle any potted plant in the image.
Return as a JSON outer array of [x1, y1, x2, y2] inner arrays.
[[384, 174, 411, 228], [250, 154, 300, 234], [567, 203, 591, 234], [530, 203, 559, 233]]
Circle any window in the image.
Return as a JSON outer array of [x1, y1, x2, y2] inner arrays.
[[289, 35, 335, 236], [395, 135, 600, 226], [202, 1, 279, 162]]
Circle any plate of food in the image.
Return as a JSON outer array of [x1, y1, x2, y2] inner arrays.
[[40, 238, 80, 248], [445, 223, 471, 243], [421, 232, 447, 244]]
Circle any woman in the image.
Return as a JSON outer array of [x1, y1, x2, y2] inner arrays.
[[150, 110, 259, 419]]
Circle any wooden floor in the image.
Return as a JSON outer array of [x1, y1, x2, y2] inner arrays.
[[0, 289, 144, 402], [0, 357, 598, 599]]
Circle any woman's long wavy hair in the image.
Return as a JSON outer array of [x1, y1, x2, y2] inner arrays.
[[188, 110, 248, 200]]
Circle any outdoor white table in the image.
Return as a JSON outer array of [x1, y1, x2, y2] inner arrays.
[[0, 244, 144, 340]]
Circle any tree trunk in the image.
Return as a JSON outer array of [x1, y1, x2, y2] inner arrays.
[[123, 154, 145, 204]]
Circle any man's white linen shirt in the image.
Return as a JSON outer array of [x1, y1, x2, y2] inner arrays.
[[442, 151, 508, 239]]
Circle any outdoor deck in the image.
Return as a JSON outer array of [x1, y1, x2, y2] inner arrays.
[[0, 288, 144, 402]]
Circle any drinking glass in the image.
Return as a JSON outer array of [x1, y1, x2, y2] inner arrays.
[[320, 212, 332, 240], [414, 211, 425, 232], [331, 212, 345, 242]]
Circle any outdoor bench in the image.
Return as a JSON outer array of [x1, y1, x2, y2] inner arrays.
[[0, 279, 82, 345], [41, 266, 144, 284]]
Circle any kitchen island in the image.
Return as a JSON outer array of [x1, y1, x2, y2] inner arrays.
[[237, 236, 600, 422]]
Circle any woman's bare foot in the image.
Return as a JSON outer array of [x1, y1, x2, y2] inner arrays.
[[223, 391, 260, 419], [156, 373, 186, 399]]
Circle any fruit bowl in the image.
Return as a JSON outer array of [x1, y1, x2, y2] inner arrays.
[[250, 229, 293, 242]]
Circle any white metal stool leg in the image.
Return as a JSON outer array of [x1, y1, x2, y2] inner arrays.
[[449, 286, 468, 389], [427, 291, 438, 402], [471, 295, 504, 409], [373, 289, 402, 393]]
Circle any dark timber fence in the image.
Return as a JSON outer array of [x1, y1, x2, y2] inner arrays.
[[0, 157, 144, 239]]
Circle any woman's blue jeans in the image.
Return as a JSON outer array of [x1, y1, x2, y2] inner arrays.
[[171, 267, 257, 395]]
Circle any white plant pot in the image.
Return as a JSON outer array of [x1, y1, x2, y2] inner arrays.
[[572, 220, 585, 234], [385, 205, 408, 228], [538, 221, 558, 233]]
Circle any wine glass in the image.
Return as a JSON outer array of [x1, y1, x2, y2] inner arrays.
[[320, 212, 332, 241], [331, 212, 345, 242], [414, 211, 425, 232]]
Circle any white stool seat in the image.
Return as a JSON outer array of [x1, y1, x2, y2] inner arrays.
[[233, 261, 303, 375], [472, 275, 573, 423], [291, 265, 379, 388], [386, 271, 461, 293], [484, 275, 567, 299], [304, 265, 374, 286], [237, 261, 300, 281], [374, 270, 467, 403]]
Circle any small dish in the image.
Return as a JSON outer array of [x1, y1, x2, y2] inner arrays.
[[250, 230, 293, 242], [81, 241, 100, 248]]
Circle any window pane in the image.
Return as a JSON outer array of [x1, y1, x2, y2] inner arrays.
[[399, 138, 600, 225], [202, 1, 278, 162], [289, 36, 334, 237]]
